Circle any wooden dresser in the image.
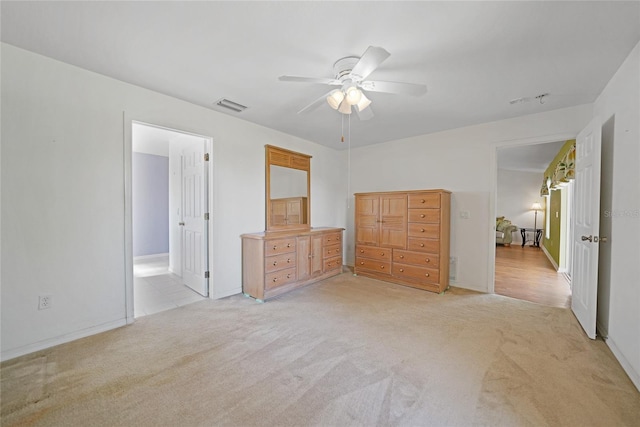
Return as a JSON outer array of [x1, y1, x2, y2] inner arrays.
[[354, 189, 451, 293], [270, 197, 308, 226], [241, 227, 344, 301]]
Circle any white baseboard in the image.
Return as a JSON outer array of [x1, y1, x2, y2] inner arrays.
[[213, 286, 242, 300], [1, 318, 128, 362], [540, 245, 560, 271], [134, 252, 169, 261], [604, 335, 640, 392]]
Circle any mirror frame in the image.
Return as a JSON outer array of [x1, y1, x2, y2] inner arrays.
[[265, 145, 311, 232]]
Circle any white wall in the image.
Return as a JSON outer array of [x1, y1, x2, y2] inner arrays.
[[346, 104, 592, 292], [592, 41, 640, 390], [0, 44, 346, 360], [496, 169, 545, 245]]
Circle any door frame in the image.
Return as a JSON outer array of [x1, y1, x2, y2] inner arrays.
[[488, 132, 577, 294], [124, 116, 213, 323]]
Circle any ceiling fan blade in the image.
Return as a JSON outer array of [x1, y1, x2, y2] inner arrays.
[[360, 80, 427, 96], [349, 46, 390, 81], [279, 75, 341, 85], [355, 105, 374, 121], [297, 91, 333, 114]]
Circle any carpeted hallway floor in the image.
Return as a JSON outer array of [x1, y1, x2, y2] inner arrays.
[[2, 272, 639, 426]]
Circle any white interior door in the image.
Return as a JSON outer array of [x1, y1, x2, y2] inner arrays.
[[181, 141, 209, 296], [571, 117, 601, 339]]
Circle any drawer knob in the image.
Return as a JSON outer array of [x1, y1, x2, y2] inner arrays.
[[425, 258, 430, 263], [287, 243, 291, 248], [287, 274, 291, 279], [399, 268, 404, 272], [420, 243, 425, 247], [381, 252, 385, 256], [380, 265, 385, 269], [273, 261, 278, 266], [420, 228, 425, 232], [425, 273, 430, 277], [272, 278, 278, 282], [420, 214, 425, 218], [421, 199, 425, 203], [400, 255, 404, 259], [273, 245, 277, 250], [287, 258, 291, 263], [360, 249, 364, 253], [360, 261, 364, 265]]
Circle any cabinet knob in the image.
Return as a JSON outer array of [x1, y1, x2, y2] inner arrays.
[[287, 274, 291, 279], [380, 265, 385, 269], [273, 245, 277, 250], [360, 249, 364, 253], [420, 228, 425, 232], [360, 261, 364, 265], [425, 258, 430, 263], [287, 258, 291, 263], [420, 243, 425, 247], [287, 243, 291, 248], [425, 273, 430, 277], [399, 268, 404, 272], [272, 278, 278, 282], [381, 252, 385, 256], [273, 261, 278, 266], [420, 199, 425, 203], [400, 255, 404, 259], [420, 214, 425, 218]]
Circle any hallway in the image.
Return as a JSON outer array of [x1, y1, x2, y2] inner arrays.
[[495, 245, 571, 308]]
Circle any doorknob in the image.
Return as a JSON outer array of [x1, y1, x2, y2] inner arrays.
[[178, 222, 185, 226], [581, 235, 592, 242], [595, 236, 608, 243]]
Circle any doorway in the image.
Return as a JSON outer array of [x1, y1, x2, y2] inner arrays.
[[130, 122, 210, 318], [494, 141, 572, 308]]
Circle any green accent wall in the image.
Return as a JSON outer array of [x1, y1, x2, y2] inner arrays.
[[542, 140, 575, 266]]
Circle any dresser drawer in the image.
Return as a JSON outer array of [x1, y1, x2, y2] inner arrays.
[[265, 238, 296, 256], [407, 238, 439, 253], [355, 257, 391, 275], [324, 243, 342, 258], [265, 267, 297, 290], [408, 223, 440, 238], [393, 263, 440, 284], [408, 193, 440, 209], [324, 232, 342, 245], [324, 256, 342, 272], [408, 209, 440, 223], [393, 249, 439, 267], [264, 253, 296, 273], [355, 245, 392, 261]]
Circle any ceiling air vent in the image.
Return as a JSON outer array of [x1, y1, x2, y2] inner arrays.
[[215, 98, 248, 113]]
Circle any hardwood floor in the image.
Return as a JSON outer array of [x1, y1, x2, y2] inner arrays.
[[495, 244, 571, 308]]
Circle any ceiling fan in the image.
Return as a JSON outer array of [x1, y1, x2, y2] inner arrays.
[[279, 46, 427, 120]]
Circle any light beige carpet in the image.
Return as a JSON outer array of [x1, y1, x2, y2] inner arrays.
[[2, 273, 639, 426]]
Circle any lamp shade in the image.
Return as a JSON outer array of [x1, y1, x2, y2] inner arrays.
[[327, 90, 344, 110], [531, 202, 542, 211], [356, 93, 372, 112], [338, 100, 352, 114], [344, 85, 362, 105]]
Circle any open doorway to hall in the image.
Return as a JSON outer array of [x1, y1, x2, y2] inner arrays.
[[132, 122, 209, 317], [494, 141, 572, 308]]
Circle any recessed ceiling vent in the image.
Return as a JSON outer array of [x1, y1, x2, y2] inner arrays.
[[215, 98, 248, 113]]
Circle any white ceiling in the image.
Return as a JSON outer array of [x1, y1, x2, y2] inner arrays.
[[2, 1, 639, 154], [497, 140, 566, 173]]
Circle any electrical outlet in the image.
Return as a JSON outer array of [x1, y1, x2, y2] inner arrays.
[[38, 295, 52, 310]]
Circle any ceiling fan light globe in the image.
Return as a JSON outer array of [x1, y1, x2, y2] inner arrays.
[[345, 86, 362, 105], [338, 100, 352, 114], [356, 93, 372, 111], [326, 89, 344, 110]]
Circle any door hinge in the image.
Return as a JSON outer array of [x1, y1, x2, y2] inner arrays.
[[204, 213, 209, 220], [204, 271, 210, 279], [204, 153, 209, 161]]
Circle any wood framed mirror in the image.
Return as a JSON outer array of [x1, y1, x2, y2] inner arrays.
[[265, 145, 311, 232]]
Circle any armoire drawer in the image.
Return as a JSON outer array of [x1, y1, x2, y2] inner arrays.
[[393, 249, 439, 267], [408, 209, 440, 223], [265, 267, 297, 290], [324, 243, 342, 258], [265, 238, 296, 256], [408, 193, 440, 209], [264, 252, 296, 273], [393, 263, 440, 284], [355, 245, 392, 261], [355, 257, 391, 275], [407, 238, 439, 253], [408, 223, 440, 238]]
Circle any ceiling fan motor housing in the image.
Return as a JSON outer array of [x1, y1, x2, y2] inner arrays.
[[333, 56, 360, 81]]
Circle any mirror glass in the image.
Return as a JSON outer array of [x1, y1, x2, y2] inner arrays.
[[266, 145, 311, 231]]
